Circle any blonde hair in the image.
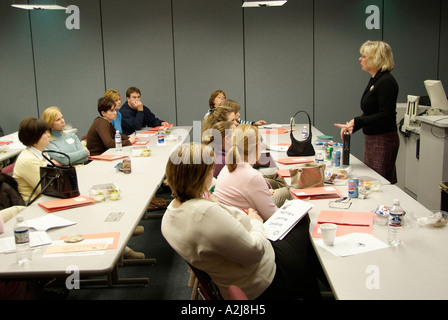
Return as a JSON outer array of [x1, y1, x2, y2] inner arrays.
[[360, 40, 394, 72], [226, 124, 259, 173], [165, 143, 215, 203], [203, 120, 235, 153], [201, 105, 235, 141], [104, 89, 121, 101], [42, 106, 63, 139], [219, 99, 241, 115]]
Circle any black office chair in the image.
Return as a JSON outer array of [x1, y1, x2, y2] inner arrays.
[[187, 262, 222, 300]]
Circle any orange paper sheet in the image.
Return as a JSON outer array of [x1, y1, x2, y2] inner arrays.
[[276, 169, 291, 178], [132, 141, 149, 145], [264, 128, 290, 135], [312, 210, 374, 238], [276, 157, 313, 165], [290, 186, 342, 200], [88, 154, 127, 161], [146, 124, 173, 131], [45, 232, 120, 254], [38, 196, 95, 213]]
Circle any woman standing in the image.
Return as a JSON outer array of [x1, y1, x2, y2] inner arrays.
[[334, 40, 399, 183]]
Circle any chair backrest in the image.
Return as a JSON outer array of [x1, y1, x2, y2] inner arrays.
[[1, 163, 15, 176], [228, 285, 248, 300], [187, 262, 222, 300]]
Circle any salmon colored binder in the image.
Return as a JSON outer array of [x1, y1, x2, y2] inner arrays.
[[290, 186, 342, 200], [146, 124, 173, 131], [276, 157, 313, 165], [88, 154, 127, 161], [312, 210, 374, 238], [38, 196, 95, 212], [276, 169, 291, 178]]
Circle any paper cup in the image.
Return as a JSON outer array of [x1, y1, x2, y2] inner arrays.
[[320, 223, 337, 246]]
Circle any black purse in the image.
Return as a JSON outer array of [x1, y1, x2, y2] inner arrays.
[[26, 150, 80, 206], [286, 110, 315, 157]]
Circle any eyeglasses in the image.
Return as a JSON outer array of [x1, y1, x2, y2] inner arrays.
[[329, 197, 352, 209]]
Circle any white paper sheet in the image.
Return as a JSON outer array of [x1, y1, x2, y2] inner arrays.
[[315, 233, 389, 257]]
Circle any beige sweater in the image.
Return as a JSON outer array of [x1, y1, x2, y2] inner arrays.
[[13, 147, 46, 202], [161, 198, 275, 299]]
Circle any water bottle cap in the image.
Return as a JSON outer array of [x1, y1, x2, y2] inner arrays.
[[393, 199, 400, 205], [16, 215, 24, 222]]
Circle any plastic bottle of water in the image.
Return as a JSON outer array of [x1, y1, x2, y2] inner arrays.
[[14, 215, 31, 265], [115, 130, 122, 151], [388, 199, 405, 247], [302, 125, 309, 140]]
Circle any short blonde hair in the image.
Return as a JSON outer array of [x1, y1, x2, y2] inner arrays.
[[42, 106, 63, 139], [360, 40, 394, 72], [165, 143, 215, 203], [226, 124, 259, 173], [104, 89, 121, 101]]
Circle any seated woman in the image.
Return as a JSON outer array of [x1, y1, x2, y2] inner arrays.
[[42, 106, 89, 165], [214, 124, 292, 221], [202, 120, 235, 178], [201, 105, 238, 142], [13, 117, 51, 202], [161, 142, 323, 300], [204, 90, 226, 118], [86, 97, 137, 156], [219, 99, 266, 126], [104, 89, 123, 133]]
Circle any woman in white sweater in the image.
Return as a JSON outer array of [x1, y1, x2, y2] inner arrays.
[[161, 142, 323, 300]]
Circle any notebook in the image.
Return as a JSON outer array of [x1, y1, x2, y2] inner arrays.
[[88, 154, 127, 161], [276, 157, 313, 165], [38, 196, 95, 213], [311, 210, 374, 238], [290, 186, 342, 200]]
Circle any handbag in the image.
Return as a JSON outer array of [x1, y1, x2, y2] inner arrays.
[[286, 110, 315, 157], [290, 162, 326, 189], [26, 150, 80, 206]]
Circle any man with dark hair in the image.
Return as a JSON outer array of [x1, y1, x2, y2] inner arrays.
[[120, 87, 168, 135]]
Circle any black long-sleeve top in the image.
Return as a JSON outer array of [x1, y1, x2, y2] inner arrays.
[[353, 71, 399, 135]]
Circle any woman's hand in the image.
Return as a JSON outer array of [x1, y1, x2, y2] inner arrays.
[[128, 134, 138, 144], [247, 208, 263, 223], [334, 119, 354, 140]]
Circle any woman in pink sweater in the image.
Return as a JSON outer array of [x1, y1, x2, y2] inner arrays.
[[214, 124, 291, 221]]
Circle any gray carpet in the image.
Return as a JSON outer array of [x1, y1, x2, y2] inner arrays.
[[63, 186, 193, 300]]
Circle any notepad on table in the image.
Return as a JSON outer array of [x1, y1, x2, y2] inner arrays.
[[290, 186, 343, 200], [146, 124, 173, 131], [311, 210, 374, 238], [88, 154, 127, 161], [276, 157, 313, 165], [38, 196, 95, 213]]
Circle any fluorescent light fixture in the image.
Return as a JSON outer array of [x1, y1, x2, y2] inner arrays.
[[11, 4, 66, 10], [242, 1, 287, 7]]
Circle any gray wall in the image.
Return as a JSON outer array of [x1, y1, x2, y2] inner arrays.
[[1, 0, 447, 159]]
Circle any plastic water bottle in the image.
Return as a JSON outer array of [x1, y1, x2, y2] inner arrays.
[[115, 130, 122, 151], [14, 215, 31, 265], [388, 199, 405, 247], [302, 125, 309, 140]]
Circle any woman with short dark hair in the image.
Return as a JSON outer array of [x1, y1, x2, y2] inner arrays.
[[13, 117, 51, 202], [86, 97, 137, 156]]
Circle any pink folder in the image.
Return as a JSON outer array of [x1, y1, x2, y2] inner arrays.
[[312, 210, 374, 238]]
